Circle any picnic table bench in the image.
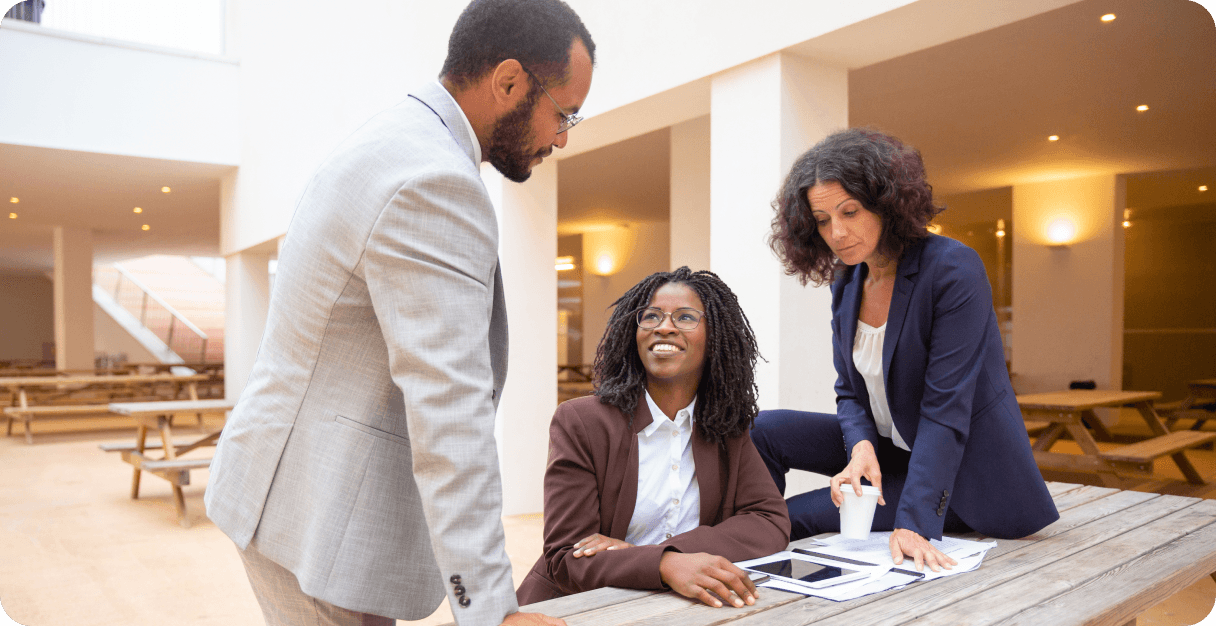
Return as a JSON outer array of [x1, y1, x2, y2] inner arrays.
[[2, 373, 211, 443], [103, 398, 235, 527], [1018, 390, 1215, 486], [491, 482, 1216, 626]]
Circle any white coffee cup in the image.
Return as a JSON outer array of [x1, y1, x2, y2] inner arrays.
[[839, 485, 882, 540]]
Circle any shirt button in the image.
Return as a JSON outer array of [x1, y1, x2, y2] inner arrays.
[[672, 430, 679, 437], [673, 498, 680, 505], [665, 533, 673, 539], [671, 464, 678, 471]]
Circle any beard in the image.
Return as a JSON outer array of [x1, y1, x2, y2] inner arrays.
[[486, 88, 547, 183]]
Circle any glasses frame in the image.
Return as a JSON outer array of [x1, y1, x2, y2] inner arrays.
[[521, 67, 583, 134], [636, 307, 705, 331]]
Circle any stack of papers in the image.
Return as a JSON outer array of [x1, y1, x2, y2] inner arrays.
[[735, 533, 996, 602]]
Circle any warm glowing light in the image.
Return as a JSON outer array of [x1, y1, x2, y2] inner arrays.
[[1048, 135, 1059, 142], [1136, 105, 1149, 112], [595, 254, 615, 275], [161, 186, 171, 193], [1046, 218, 1077, 245], [141, 224, 151, 231], [1122, 220, 1132, 228], [583, 224, 637, 276], [8, 213, 16, 219], [8, 197, 17, 203], [926, 224, 942, 235], [555, 255, 575, 271], [133, 207, 143, 213], [1101, 13, 1116, 21], [996, 230, 1006, 238], [1200, 185, 1209, 192]]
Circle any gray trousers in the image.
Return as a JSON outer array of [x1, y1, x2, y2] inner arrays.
[[238, 542, 395, 626]]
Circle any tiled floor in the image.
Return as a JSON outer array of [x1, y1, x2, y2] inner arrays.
[[0, 412, 1213, 626]]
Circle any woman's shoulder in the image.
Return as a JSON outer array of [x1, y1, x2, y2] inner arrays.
[[554, 395, 627, 433]]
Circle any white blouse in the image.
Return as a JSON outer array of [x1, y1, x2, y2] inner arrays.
[[853, 320, 910, 451], [624, 391, 701, 545]]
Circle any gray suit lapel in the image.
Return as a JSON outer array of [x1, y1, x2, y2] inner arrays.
[[408, 81, 478, 166]]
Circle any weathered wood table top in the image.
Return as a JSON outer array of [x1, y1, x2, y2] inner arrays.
[[108, 398, 236, 417], [508, 483, 1216, 626], [0, 373, 209, 389], [1016, 389, 1162, 412]]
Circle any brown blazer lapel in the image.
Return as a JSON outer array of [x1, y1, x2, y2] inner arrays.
[[606, 395, 653, 538]]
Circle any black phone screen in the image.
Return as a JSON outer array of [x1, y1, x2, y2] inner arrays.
[[747, 558, 861, 584]]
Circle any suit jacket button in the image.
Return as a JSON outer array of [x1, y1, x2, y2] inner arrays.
[[450, 574, 462, 585], [943, 490, 950, 497], [458, 595, 471, 608], [937, 507, 945, 516], [453, 584, 466, 595]]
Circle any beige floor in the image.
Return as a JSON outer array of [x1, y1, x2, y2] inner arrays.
[[1, 413, 1213, 626]]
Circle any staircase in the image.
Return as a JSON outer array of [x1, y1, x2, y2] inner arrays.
[[93, 255, 225, 364]]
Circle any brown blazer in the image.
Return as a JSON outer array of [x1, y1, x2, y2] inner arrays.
[[516, 394, 791, 605]]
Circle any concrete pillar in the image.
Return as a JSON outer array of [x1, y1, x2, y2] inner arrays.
[[1012, 175, 1126, 422], [52, 226, 95, 371], [224, 251, 270, 400], [670, 115, 711, 271], [483, 160, 558, 516], [709, 52, 846, 413]]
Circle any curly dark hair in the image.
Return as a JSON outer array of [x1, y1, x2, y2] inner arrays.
[[440, 0, 597, 89], [591, 267, 761, 446], [768, 128, 944, 286]]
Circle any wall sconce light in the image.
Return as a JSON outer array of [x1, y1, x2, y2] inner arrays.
[[555, 256, 575, 271], [1122, 209, 1132, 229], [1045, 217, 1076, 246], [995, 219, 1006, 238], [584, 224, 637, 277]]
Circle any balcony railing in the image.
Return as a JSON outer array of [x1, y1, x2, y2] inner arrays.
[[105, 263, 211, 363], [5, 0, 225, 56]]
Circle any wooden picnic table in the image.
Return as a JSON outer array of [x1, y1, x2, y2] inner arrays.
[[2, 373, 212, 443], [104, 398, 235, 527], [1160, 379, 1216, 432], [1018, 389, 1215, 486], [503, 482, 1216, 626]]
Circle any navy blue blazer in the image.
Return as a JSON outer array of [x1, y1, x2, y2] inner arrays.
[[831, 234, 1058, 540]]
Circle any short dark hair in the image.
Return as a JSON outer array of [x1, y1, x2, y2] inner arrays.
[[591, 267, 761, 446], [440, 0, 596, 89], [769, 128, 944, 286]]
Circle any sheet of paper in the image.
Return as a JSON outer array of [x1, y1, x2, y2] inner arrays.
[[815, 532, 996, 570]]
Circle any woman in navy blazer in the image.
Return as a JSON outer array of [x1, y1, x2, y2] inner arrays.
[[751, 128, 1058, 571]]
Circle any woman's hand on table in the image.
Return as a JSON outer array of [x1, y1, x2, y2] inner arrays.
[[829, 440, 887, 507], [572, 533, 633, 558], [889, 528, 957, 572], [659, 552, 758, 608]]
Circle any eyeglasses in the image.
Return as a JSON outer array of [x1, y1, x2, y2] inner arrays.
[[636, 307, 704, 330], [521, 67, 583, 134]]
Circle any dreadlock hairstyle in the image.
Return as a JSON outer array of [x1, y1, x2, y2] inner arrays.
[[591, 267, 761, 446]]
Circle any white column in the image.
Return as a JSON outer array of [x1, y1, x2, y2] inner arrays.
[[670, 115, 711, 271], [1012, 175, 1125, 423], [52, 227, 95, 370], [224, 251, 270, 400], [484, 161, 558, 516], [710, 52, 846, 413]]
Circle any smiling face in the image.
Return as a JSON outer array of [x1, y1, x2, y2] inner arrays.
[[635, 282, 707, 395], [808, 180, 885, 268]]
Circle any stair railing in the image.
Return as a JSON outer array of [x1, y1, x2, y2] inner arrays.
[[109, 264, 210, 363]]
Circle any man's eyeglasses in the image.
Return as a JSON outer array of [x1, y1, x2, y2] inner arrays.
[[637, 307, 704, 331], [521, 67, 582, 134]]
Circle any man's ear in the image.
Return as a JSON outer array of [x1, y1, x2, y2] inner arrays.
[[490, 58, 527, 108]]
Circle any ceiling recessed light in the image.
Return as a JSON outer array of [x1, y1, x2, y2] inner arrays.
[[133, 207, 143, 213], [8, 197, 17, 203], [1101, 13, 1116, 22], [1048, 135, 1060, 141], [1136, 105, 1149, 112], [161, 186, 171, 193], [9, 213, 16, 219], [141, 224, 150, 231], [1201, 185, 1209, 192]]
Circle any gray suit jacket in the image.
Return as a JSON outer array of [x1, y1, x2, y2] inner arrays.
[[205, 81, 517, 625]]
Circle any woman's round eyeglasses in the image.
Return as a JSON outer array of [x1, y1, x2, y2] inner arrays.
[[636, 307, 704, 330]]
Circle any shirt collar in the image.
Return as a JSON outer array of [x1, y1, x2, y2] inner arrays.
[[642, 390, 696, 436], [434, 80, 481, 165]]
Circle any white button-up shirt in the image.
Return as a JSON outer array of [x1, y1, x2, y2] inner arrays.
[[624, 391, 701, 545]]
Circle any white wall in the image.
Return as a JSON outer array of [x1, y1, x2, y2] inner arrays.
[[670, 115, 711, 272], [0, 273, 53, 362], [581, 221, 671, 363], [0, 21, 238, 166]]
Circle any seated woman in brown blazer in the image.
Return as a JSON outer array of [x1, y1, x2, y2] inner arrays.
[[516, 267, 791, 608]]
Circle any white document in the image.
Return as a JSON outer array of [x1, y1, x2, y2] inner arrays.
[[813, 532, 996, 581]]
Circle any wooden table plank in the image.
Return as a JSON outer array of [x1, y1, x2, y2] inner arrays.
[[523, 588, 659, 618], [1016, 390, 1162, 412], [998, 520, 1216, 626], [108, 398, 235, 416], [902, 500, 1216, 626]]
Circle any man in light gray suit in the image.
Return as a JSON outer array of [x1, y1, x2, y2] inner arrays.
[[204, 1, 594, 624]]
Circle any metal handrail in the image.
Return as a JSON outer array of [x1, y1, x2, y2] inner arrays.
[[111, 264, 209, 362]]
